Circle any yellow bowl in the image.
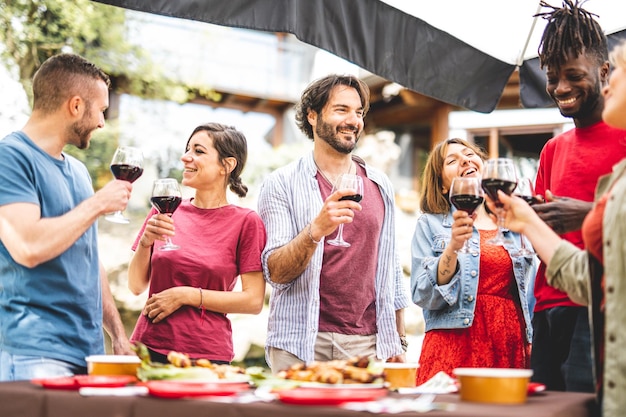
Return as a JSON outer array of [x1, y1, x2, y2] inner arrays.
[[453, 368, 533, 404], [382, 363, 419, 389], [86, 355, 141, 376]]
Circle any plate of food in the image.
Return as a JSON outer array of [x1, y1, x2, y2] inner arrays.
[[277, 387, 387, 405], [145, 380, 251, 398], [275, 356, 385, 386]]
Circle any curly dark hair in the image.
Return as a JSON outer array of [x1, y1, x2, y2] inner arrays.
[[537, 0, 608, 69], [186, 122, 249, 197], [294, 74, 370, 140]]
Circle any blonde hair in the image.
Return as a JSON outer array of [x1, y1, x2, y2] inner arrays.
[[609, 40, 626, 69], [419, 138, 487, 214]]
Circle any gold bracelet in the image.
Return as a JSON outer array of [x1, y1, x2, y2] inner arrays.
[[307, 223, 321, 244]]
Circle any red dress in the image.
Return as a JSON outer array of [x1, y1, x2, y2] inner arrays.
[[416, 229, 531, 385]]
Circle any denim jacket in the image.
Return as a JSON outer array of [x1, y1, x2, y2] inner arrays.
[[410, 210, 534, 342]]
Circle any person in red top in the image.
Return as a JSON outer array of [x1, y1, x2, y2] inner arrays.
[[127, 122, 267, 364], [529, 0, 626, 392]]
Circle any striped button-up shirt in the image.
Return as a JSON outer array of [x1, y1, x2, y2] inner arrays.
[[257, 152, 410, 366]]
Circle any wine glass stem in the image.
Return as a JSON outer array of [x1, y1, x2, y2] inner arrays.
[[335, 224, 345, 242], [496, 207, 506, 236]]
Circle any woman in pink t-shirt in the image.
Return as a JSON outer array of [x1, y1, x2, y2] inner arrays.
[[128, 122, 266, 364]]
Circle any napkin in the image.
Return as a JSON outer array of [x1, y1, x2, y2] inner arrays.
[[396, 371, 458, 395]]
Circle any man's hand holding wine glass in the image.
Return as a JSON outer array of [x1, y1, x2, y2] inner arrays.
[[309, 186, 363, 244], [93, 179, 133, 217]]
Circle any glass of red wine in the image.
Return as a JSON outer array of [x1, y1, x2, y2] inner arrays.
[[150, 178, 183, 251], [449, 176, 484, 254], [481, 158, 517, 245], [512, 177, 537, 257], [105, 146, 144, 224], [327, 173, 364, 248]]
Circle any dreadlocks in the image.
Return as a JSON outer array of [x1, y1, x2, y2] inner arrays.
[[536, 0, 607, 69]]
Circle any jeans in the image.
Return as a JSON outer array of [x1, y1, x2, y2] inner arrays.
[[530, 306, 595, 392], [0, 350, 86, 381]]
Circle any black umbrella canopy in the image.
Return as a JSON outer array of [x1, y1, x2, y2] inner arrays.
[[92, 0, 626, 113]]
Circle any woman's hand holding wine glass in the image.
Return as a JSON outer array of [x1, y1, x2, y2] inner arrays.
[[105, 146, 144, 224], [150, 178, 183, 251], [449, 176, 484, 254], [327, 173, 364, 248]]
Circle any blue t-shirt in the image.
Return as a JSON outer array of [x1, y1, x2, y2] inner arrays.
[[0, 131, 103, 367]]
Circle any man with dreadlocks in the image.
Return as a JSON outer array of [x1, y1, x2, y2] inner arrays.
[[530, 0, 626, 394]]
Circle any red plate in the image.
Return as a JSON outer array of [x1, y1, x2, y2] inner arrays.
[[277, 388, 387, 406], [74, 375, 138, 388], [31, 376, 79, 390], [145, 381, 251, 398], [528, 382, 546, 395]]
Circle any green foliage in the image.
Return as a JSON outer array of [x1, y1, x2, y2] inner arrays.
[[0, 0, 216, 104]]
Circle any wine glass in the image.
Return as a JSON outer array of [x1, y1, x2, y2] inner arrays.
[[105, 146, 144, 224], [481, 158, 517, 245], [327, 174, 364, 248], [512, 177, 537, 257], [150, 178, 183, 251], [449, 176, 484, 254]]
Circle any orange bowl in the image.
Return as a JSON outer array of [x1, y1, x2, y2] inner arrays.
[[453, 368, 533, 404], [86, 355, 141, 376], [382, 363, 419, 389]]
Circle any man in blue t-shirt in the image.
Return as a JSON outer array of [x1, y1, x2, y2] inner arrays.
[[0, 53, 135, 381]]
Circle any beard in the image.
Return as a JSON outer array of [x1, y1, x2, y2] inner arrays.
[[315, 118, 360, 154], [68, 107, 96, 150], [557, 81, 604, 120]]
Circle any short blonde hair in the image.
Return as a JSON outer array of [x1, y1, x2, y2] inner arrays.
[[609, 39, 626, 69], [419, 138, 487, 214]]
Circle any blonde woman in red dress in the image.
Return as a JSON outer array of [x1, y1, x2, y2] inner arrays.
[[410, 138, 534, 384]]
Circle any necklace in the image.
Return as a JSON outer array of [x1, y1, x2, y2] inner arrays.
[[313, 157, 354, 186]]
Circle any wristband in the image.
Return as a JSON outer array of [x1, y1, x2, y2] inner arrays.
[[307, 223, 321, 244]]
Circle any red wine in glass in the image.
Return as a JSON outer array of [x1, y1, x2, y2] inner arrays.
[[515, 195, 542, 205], [449, 176, 484, 254], [481, 158, 517, 246], [150, 196, 182, 215], [327, 174, 364, 247], [151, 178, 183, 251], [481, 178, 517, 207], [105, 146, 144, 224], [339, 194, 363, 203], [111, 164, 144, 183], [450, 194, 484, 216]]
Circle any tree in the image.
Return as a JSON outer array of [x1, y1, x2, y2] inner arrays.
[[0, 0, 203, 187]]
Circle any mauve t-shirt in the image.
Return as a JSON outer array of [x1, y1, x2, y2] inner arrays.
[[317, 163, 383, 335]]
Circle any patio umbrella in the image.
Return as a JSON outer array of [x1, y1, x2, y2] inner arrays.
[[92, 0, 626, 113]]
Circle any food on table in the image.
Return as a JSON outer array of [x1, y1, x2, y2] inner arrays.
[[277, 356, 385, 385], [132, 342, 248, 382]]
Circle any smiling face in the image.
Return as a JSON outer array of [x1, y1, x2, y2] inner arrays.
[[309, 85, 364, 154], [440, 143, 484, 193], [180, 130, 227, 190], [545, 50, 608, 125]]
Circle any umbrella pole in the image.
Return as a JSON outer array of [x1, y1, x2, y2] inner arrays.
[[516, 3, 544, 67]]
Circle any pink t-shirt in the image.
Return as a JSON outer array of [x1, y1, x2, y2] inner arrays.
[[130, 201, 266, 362], [317, 164, 384, 335], [534, 121, 626, 311]]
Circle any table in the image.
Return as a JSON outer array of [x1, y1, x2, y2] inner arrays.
[[0, 381, 597, 417]]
